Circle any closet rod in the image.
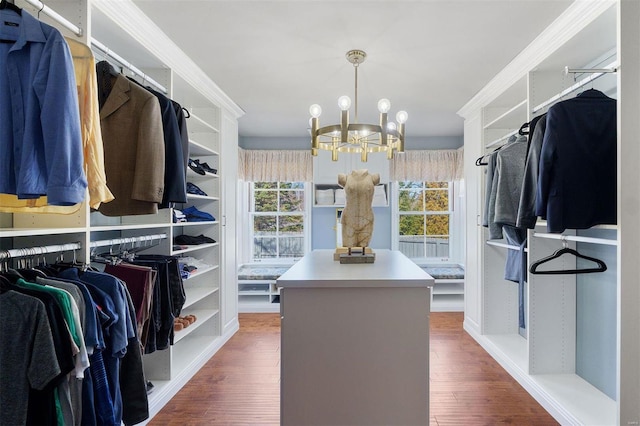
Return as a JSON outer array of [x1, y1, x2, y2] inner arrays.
[[3, 242, 82, 259], [485, 129, 518, 149], [90, 233, 167, 249], [20, 0, 83, 37], [532, 60, 618, 114], [533, 232, 618, 247], [91, 38, 168, 94], [486, 240, 521, 251], [564, 66, 618, 75]]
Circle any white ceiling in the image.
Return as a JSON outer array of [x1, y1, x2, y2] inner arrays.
[[126, 0, 573, 140]]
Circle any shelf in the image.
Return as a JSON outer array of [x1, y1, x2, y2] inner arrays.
[[90, 223, 169, 232], [189, 139, 219, 157], [187, 113, 220, 134], [173, 308, 220, 344], [183, 287, 219, 310], [483, 99, 528, 129], [173, 220, 219, 227], [186, 168, 219, 179], [184, 265, 219, 280], [172, 242, 219, 255], [0, 227, 87, 237], [530, 374, 616, 425], [186, 194, 220, 201]]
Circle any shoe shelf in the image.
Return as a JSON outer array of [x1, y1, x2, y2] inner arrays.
[[172, 242, 219, 255], [189, 140, 219, 157], [186, 194, 220, 201], [184, 264, 219, 280], [183, 286, 219, 308], [173, 308, 220, 344], [173, 220, 219, 228]]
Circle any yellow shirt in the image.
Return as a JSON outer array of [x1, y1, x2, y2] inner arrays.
[[0, 38, 114, 213]]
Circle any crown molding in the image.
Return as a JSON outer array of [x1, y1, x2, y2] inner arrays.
[[457, 0, 616, 119], [92, 0, 244, 118]]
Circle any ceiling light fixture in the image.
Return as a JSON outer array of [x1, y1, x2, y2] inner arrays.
[[309, 49, 407, 162]]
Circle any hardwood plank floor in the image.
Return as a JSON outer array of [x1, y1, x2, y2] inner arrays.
[[150, 313, 558, 425]]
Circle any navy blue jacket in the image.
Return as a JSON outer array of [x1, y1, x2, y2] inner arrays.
[[535, 89, 616, 233]]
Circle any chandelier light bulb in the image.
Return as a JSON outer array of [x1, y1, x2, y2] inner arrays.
[[387, 122, 397, 131], [309, 104, 322, 118], [338, 96, 352, 111], [377, 98, 391, 113], [396, 110, 408, 123]]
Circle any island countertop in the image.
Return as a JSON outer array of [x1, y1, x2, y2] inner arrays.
[[277, 249, 434, 288]]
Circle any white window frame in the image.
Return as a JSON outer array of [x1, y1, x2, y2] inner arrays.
[[391, 181, 455, 262], [243, 181, 312, 264]]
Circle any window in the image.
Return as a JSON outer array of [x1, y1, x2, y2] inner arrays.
[[396, 181, 451, 259], [250, 181, 307, 261]]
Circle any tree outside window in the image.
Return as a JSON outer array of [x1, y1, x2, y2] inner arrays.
[[251, 182, 306, 260], [397, 181, 451, 259]]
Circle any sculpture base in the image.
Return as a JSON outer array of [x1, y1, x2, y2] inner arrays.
[[334, 247, 375, 263]]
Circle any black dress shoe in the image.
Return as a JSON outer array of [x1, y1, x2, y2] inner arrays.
[[188, 159, 206, 175], [194, 159, 217, 174]]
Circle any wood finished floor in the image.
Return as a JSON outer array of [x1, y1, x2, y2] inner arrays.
[[150, 313, 558, 425]]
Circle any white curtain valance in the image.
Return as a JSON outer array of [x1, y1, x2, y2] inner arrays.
[[390, 148, 463, 182], [238, 148, 313, 182]]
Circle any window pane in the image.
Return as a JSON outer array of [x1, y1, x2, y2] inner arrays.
[[279, 215, 304, 234], [280, 236, 305, 258], [399, 214, 424, 236], [398, 181, 423, 189], [425, 236, 449, 258], [279, 190, 305, 212], [398, 235, 425, 258], [279, 182, 304, 190], [426, 214, 450, 236], [254, 237, 277, 258], [254, 191, 277, 212], [426, 182, 448, 189], [398, 189, 424, 212], [253, 216, 276, 235], [425, 189, 449, 211], [255, 182, 277, 189]]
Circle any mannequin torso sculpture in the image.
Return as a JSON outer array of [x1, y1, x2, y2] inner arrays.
[[338, 169, 381, 248]]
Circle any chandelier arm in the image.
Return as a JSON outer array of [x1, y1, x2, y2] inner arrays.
[[354, 62, 359, 123]]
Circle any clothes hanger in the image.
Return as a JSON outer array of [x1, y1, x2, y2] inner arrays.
[[529, 245, 607, 275], [0, 0, 23, 15], [518, 121, 530, 135]]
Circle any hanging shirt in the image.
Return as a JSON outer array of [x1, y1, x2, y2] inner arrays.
[[0, 290, 61, 426], [535, 89, 617, 233], [0, 9, 87, 206]]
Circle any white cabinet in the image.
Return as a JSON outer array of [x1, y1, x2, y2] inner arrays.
[[459, 1, 640, 424], [277, 250, 433, 426]]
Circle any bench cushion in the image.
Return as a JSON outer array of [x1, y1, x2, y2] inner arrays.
[[238, 265, 292, 281]]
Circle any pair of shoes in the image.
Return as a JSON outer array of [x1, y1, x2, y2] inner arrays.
[[174, 234, 216, 245], [188, 158, 206, 175], [186, 182, 208, 196], [193, 159, 217, 174], [182, 206, 215, 222], [174, 315, 197, 331], [173, 209, 187, 223], [188, 158, 217, 175]]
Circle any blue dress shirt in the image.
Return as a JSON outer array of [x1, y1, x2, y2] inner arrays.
[[0, 9, 86, 205]]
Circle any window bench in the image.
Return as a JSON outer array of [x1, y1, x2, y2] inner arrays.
[[418, 265, 465, 312], [238, 264, 293, 312]]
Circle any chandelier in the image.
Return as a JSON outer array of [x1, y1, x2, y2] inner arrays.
[[309, 49, 407, 162]]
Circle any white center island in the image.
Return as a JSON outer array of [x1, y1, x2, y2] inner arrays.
[[277, 249, 434, 426]]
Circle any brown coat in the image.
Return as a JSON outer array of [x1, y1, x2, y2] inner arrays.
[[98, 75, 165, 216]]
